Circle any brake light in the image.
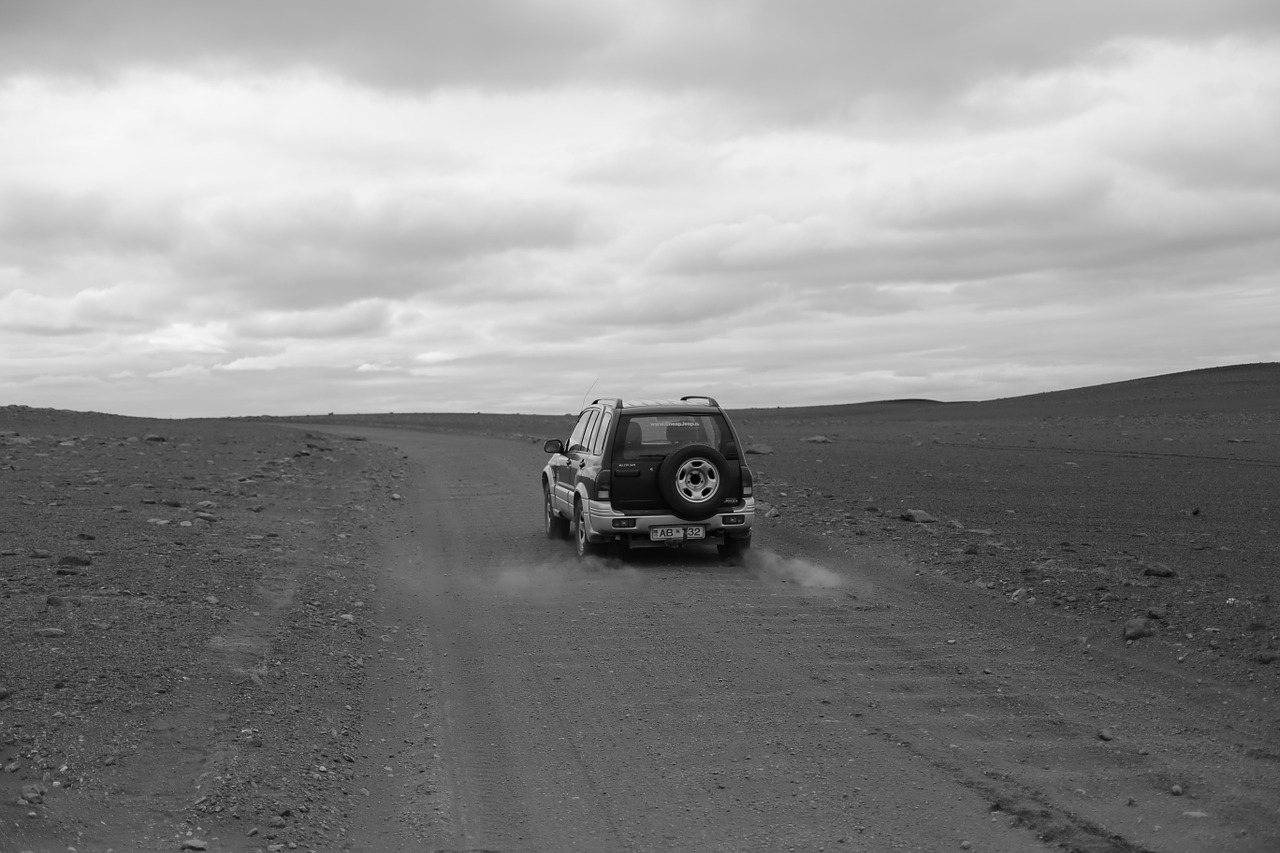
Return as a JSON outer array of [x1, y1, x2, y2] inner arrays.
[[597, 470, 611, 500], [741, 466, 753, 497]]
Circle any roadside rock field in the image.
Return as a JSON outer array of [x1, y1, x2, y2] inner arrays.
[[2, 408, 406, 851]]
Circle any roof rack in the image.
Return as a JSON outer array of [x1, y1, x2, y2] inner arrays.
[[680, 395, 720, 407], [592, 397, 624, 408]]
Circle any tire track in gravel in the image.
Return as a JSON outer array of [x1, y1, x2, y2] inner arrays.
[[751, 526, 1280, 853], [334, 427, 1058, 852]]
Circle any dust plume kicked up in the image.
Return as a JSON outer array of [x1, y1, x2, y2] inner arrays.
[[746, 548, 845, 588]]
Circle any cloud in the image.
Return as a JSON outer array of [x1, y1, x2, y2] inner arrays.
[[1, 4, 1278, 417]]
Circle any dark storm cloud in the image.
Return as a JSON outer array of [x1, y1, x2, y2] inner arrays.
[[0, 0, 605, 89], [5, 0, 1276, 111]]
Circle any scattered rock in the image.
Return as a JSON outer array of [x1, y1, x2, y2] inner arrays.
[[58, 555, 92, 567], [1254, 652, 1277, 665], [1142, 563, 1176, 578], [800, 435, 831, 443], [746, 443, 775, 455], [1098, 728, 1114, 741], [180, 840, 209, 851], [143, 434, 167, 443], [30, 549, 53, 559], [34, 628, 67, 638], [1171, 784, 1184, 796], [901, 509, 937, 523]]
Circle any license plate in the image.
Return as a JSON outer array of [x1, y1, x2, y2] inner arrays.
[[650, 526, 705, 541]]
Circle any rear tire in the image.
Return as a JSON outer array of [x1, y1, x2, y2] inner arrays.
[[573, 499, 604, 560], [719, 534, 752, 564], [544, 484, 569, 539]]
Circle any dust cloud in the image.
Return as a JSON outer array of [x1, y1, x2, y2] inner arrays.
[[746, 548, 845, 588]]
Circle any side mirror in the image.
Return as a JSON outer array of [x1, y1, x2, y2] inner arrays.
[[544, 438, 564, 454]]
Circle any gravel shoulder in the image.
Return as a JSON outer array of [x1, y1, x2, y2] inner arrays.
[[2, 410, 406, 851]]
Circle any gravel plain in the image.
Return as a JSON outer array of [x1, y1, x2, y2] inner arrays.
[[2, 363, 1278, 852]]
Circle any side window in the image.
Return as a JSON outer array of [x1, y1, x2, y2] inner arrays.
[[589, 412, 613, 455], [569, 410, 600, 453], [566, 410, 593, 452]]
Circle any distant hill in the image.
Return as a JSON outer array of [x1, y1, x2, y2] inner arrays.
[[734, 363, 1280, 422]]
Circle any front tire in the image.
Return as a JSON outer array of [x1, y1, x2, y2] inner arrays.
[[544, 484, 569, 539]]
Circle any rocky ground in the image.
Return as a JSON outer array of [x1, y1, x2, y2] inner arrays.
[[2, 363, 1277, 852], [1, 408, 408, 851]]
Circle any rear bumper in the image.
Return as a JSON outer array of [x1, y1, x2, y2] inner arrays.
[[582, 498, 755, 545]]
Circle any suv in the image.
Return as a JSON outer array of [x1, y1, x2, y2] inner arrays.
[[542, 396, 755, 560]]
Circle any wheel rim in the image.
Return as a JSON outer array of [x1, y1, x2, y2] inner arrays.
[[674, 457, 720, 504]]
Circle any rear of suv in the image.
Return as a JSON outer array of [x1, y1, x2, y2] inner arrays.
[[542, 396, 755, 560]]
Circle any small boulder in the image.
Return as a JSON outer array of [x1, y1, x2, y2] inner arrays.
[[901, 509, 937, 524], [1142, 564, 1176, 578], [1124, 618, 1155, 641]]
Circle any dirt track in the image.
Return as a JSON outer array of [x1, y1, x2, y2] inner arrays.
[[2, 365, 1278, 852]]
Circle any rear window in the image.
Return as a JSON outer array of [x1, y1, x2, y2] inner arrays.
[[613, 414, 736, 461]]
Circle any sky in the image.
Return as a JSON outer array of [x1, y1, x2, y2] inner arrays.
[[2, 1, 1279, 418]]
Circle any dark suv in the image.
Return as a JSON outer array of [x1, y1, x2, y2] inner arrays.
[[542, 396, 755, 560]]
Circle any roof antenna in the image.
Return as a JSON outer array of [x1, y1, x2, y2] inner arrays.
[[580, 377, 599, 411]]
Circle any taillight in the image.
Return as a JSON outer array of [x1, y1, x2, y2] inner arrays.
[[597, 470, 611, 500], [741, 466, 753, 497]]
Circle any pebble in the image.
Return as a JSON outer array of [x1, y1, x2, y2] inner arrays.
[[34, 628, 66, 638], [180, 840, 208, 851], [1098, 728, 1114, 741], [1171, 784, 1184, 796]]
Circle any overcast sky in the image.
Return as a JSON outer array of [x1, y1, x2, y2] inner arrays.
[[2, 1, 1278, 418]]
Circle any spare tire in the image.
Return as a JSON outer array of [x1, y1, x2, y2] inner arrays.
[[658, 444, 730, 521]]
